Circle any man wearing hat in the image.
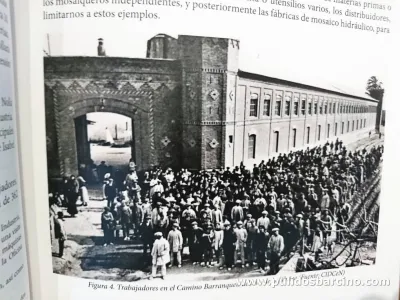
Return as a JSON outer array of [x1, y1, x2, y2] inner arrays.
[[295, 193, 308, 216], [245, 218, 257, 266], [221, 220, 236, 270], [255, 225, 269, 273], [181, 204, 196, 245], [167, 222, 183, 268], [125, 169, 139, 200], [131, 198, 144, 238], [167, 208, 179, 232], [211, 204, 223, 228], [243, 213, 253, 229], [231, 199, 244, 223], [307, 187, 319, 209], [151, 201, 165, 228], [101, 206, 114, 246], [120, 200, 132, 241], [296, 214, 305, 253], [141, 197, 152, 220], [54, 211, 67, 258], [140, 216, 153, 258], [234, 221, 247, 268], [200, 203, 213, 221], [330, 185, 340, 215], [188, 221, 203, 265], [320, 189, 330, 212], [257, 211, 270, 231], [104, 178, 117, 208], [150, 232, 170, 279], [201, 224, 214, 267], [269, 186, 278, 203], [320, 209, 332, 248], [268, 227, 284, 275]]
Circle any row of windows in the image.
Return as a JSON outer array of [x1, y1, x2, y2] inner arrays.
[[246, 118, 368, 159], [249, 92, 373, 118]]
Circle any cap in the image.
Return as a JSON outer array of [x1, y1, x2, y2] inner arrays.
[[296, 214, 303, 218], [224, 220, 231, 226], [262, 211, 268, 215], [191, 221, 198, 226], [204, 203, 210, 207], [237, 221, 243, 225], [236, 200, 241, 204], [272, 228, 279, 232], [154, 232, 162, 237], [246, 214, 252, 218], [172, 222, 179, 227]]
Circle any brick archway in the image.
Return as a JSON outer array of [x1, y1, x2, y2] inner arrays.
[[46, 85, 156, 177], [44, 56, 182, 178]]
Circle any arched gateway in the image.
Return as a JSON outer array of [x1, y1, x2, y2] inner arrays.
[[44, 56, 182, 177]]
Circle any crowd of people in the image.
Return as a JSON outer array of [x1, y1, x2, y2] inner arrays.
[[50, 138, 383, 277]]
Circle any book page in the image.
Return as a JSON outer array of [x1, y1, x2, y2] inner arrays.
[[23, 0, 400, 299], [0, 1, 30, 300]]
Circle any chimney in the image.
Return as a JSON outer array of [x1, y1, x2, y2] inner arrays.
[[97, 38, 106, 56]]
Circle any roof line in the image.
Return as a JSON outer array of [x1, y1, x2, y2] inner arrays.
[[238, 70, 378, 102]]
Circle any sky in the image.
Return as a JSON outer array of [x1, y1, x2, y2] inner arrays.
[[87, 112, 131, 140], [43, 0, 391, 102]]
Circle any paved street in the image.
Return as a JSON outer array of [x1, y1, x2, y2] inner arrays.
[[90, 144, 131, 170], [52, 132, 384, 281]]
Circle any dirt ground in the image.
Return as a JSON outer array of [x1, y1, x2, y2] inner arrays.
[[52, 187, 279, 281], [52, 131, 384, 281]]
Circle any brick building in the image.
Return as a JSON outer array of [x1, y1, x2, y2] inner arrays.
[[44, 33, 378, 177]]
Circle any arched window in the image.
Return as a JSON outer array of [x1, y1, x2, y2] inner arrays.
[[263, 93, 271, 116], [275, 93, 282, 116], [250, 93, 258, 117], [248, 134, 256, 159], [285, 93, 292, 116]]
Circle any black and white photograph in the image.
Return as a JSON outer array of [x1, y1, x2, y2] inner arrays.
[[43, 27, 385, 282]]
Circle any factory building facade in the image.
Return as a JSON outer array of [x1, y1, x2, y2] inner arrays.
[[44, 33, 378, 177]]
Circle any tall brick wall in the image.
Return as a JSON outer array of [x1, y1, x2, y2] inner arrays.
[[179, 36, 203, 169], [44, 56, 181, 177], [178, 35, 240, 170]]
